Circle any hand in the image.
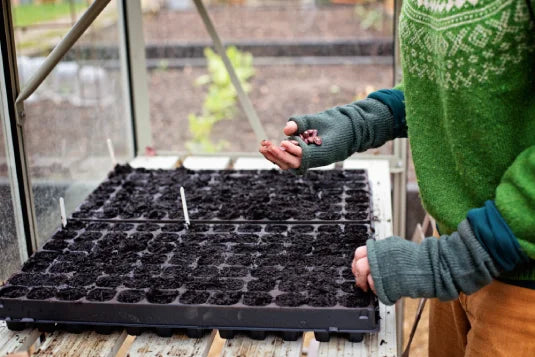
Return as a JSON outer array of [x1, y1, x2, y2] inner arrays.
[[258, 121, 303, 170], [352, 246, 376, 294]]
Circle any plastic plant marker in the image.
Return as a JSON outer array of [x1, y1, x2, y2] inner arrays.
[[180, 186, 190, 228], [107, 138, 116, 166], [59, 197, 67, 228]]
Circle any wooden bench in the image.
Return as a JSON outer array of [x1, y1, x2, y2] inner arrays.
[[0, 158, 397, 357]]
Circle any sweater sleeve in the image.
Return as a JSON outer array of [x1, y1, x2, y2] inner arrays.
[[289, 88, 406, 174], [494, 146, 535, 259], [367, 219, 499, 305]]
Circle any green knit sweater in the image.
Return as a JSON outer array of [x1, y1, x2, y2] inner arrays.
[[399, 0, 535, 279]]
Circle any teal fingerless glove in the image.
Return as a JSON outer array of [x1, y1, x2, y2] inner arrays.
[[288, 98, 394, 174], [366, 220, 499, 305]]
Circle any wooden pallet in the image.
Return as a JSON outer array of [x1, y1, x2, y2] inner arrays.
[[0, 157, 397, 357]]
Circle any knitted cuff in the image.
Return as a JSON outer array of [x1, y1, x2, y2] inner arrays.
[[366, 238, 396, 305], [467, 200, 529, 272], [367, 89, 407, 138], [366, 220, 499, 305]]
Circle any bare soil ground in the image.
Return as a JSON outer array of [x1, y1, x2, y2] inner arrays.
[[86, 5, 393, 44]]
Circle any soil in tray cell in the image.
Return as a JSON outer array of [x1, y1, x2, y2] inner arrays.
[[247, 279, 276, 292], [225, 254, 253, 266], [146, 289, 179, 304], [180, 290, 210, 305], [117, 289, 145, 303], [0, 286, 28, 298], [56, 287, 86, 301], [27, 287, 56, 300], [275, 293, 308, 307], [136, 223, 161, 232], [87, 288, 117, 302], [243, 292, 273, 306], [208, 291, 242, 305], [96, 275, 122, 288]]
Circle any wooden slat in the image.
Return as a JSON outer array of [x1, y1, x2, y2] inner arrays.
[[232, 158, 335, 171], [220, 335, 302, 357], [316, 336, 377, 357], [310, 163, 335, 170], [182, 157, 230, 170], [0, 322, 41, 356], [32, 330, 127, 357], [129, 156, 179, 169], [127, 331, 215, 357], [232, 158, 278, 170]]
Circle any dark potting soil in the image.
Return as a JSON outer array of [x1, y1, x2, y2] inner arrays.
[[179, 290, 210, 305], [71, 165, 371, 222], [0, 168, 377, 337], [56, 287, 86, 301], [86, 288, 116, 302], [0, 286, 29, 298], [117, 289, 145, 303], [243, 292, 273, 306], [27, 287, 56, 300], [208, 291, 242, 306], [146, 289, 179, 304]]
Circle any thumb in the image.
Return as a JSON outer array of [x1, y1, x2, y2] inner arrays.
[[354, 246, 367, 260], [283, 121, 298, 136]]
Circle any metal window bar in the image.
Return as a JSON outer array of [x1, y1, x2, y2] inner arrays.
[[14, 0, 112, 118], [192, 0, 267, 142]]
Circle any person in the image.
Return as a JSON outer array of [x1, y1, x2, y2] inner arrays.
[[259, 0, 535, 355]]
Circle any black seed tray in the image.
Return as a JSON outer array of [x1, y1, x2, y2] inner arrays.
[[71, 165, 372, 222], [0, 222, 378, 340]]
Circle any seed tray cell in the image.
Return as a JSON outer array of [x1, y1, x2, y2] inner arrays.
[[71, 165, 372, 222], [0, 222, 378, 339]]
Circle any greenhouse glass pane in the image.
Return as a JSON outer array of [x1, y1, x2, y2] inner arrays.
[[11, 0, 133, 247], [0, 101, 22, 281]]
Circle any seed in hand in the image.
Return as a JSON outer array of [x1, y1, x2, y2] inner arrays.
[[299, 129, 322, 146]]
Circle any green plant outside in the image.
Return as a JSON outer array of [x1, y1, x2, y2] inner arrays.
[[13, 1, 87, 28], [187, 46, 255, 153]]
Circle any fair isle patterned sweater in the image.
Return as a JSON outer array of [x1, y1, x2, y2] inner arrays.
[[398, 0, 535, 280]]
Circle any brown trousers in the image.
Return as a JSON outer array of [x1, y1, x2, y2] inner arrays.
[[427, 226, 535, 356], [428, 281, 535, 356]]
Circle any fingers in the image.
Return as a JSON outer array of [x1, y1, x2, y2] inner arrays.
[[268, 144, 301, 169], [258, 140, 300, 170], [280, 140, 302, 157], [259, 144, 289, 170], [352, 247, 371, 292], [283, 121, 298, 136], [354, 257, 371, 291]]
